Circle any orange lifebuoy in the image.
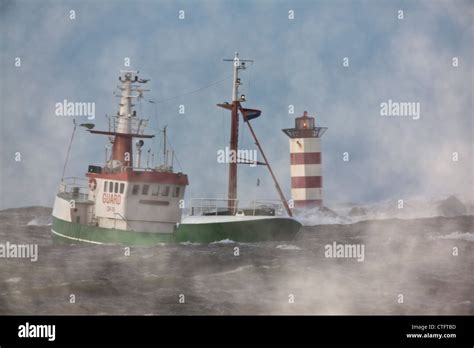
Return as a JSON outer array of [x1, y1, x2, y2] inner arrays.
[[89, 178, 97, 191]]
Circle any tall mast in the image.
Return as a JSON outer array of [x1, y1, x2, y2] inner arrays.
[[222, 52, 253, 212], [218, 54, 293, 217], [88, 71, 154, 171], [111, 71, 134, 168]]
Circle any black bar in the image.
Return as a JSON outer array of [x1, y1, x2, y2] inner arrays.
[[0, 315, 472, 346]]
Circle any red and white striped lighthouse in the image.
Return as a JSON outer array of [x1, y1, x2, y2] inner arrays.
[[282, 111, 327, 209]]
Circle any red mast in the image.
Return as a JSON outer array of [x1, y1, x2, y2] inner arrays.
[[218, 53, 293, 217], [228, 101, 239, 210], [88, 71, 154, 171], [219, 53, 253, 213]]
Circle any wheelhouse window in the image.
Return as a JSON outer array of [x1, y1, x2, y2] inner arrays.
[[120, 183, 125, 194], [162, 186, 169, 197], [132, 184, 140, 195], [151, 185, 160, 196], [142, 184, 150, 195], [114, 182, 119, 193], [172, 186, 180, 197], [109, 181, 114, 193], [104, 181, 108, 192]]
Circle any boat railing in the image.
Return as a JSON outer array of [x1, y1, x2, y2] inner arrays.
[[58, 177, 90, 196], [189, 198, 286, 217]]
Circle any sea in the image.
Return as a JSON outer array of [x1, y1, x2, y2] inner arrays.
[[0, 205, 472, 315]]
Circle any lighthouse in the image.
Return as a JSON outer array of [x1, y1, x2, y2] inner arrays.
[[282, 111, 327, 209]]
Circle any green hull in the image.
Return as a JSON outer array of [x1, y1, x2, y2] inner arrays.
[[51, 216, 301, 246]]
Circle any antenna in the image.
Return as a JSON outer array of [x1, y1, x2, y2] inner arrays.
[[170, 150, 174, 170], [162, 125, 168, 166], [87, 71, 155, 171], [146, 148, 151, 169], [223, 52, 253, 102]]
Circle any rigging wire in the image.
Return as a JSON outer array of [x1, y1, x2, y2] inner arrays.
[[140, 72, 235, 170], [238, 62, 254, 151], [61, 119, 77, 180], [146, 73, 233, 104], [165, 137, 184, 173], [138, 65, 253, 172], [243, 61, 254, 150], [144, 124, 183, 172], [148, 100, 160, 167]]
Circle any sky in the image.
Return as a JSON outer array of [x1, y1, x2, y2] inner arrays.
[[0, 0, 472, 209]]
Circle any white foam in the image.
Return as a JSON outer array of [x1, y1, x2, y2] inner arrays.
[[208, 265, 254, 276], [297, 209, 352, 226], [27, 216, 52, 226], [210, 239, 236, 244], [299, 195, 472, 226], [180, 241, 201, 246], [431, 232, 474, 242], [276, 244, 302, 250]]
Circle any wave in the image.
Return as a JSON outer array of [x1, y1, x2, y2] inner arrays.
[[180, 241, 201, 246], [298, 195, 472, 226], [276, 244, 301, 250], [207, 265, 254, 276], [210, 239, 236, 244], [26, 216, 52, 226], [431, 232, 474, 242], [297, 208, 352, 226]]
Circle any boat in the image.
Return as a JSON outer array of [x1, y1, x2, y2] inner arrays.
[[51, 56, 301, 245], [178, 53, 301, 242]]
